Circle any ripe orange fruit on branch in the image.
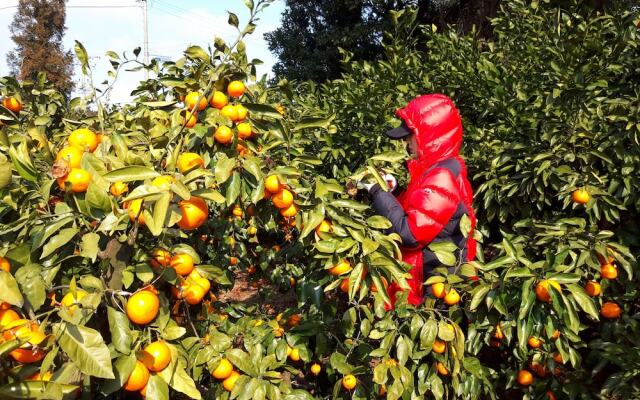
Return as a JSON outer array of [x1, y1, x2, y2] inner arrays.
[[214, 125, 233, 144], [601, 302, 621, 319], [124, 360, 149, 391], [436, 362, 449, 376], [210, 91, 228, 109], [221, 105, 238, 121], [180, 110, 197, 128], [289, 348, 301, 362], [315, 220, 332, 236], [126, 199, 145, 225], [535, 279, 561, 302], [60, 289, 87, 315], [493, 324, 504, 340], [235, 105, 248, 121], [56, 146, 84, 169], [572, 189, 590, 204], [177, 153, 204, 173], [222, 370, 241, 391], [212, 358, 233, 380], [552, 352, 563, 364], [183, 284, 206, 305], [142, 341, 171, 372], [310, 363, 321, 376], [280, 203, 298, 217], [58, 168, 92, 193], [585, 281, 601, 296], [151, 175, 174, 190], [170, 253, 194, 276], [232, 205, 243, 218], [444, 288, 460, 305], [431, 282, 446, 299], [2, 96, 22, 113], [264, 175, 282, 194], [527, 337, 542, 348], [69, 128, 99, 152], [342, 374, 357, 390], [110, 181, 128, 196], [126, 290, 159, 325], [272, 189, 294, 209], [184, 92, 208, 111], [10, 347, 46, 364], [237, 122, 253, 139], [0, 309, 20, 328], [150, 248, 171, 268], [329, 260, 351, 276], [0, 256, 11, 273], [517, 370, 533, 386], [432, 340, 446, 354], [601, 263, 618, 280], [177, 197, 208, 230], [550, 329, 560, 340], [227, 81, 245, 98]]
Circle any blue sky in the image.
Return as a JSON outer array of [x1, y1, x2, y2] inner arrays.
[[0, 0, 284, 103]]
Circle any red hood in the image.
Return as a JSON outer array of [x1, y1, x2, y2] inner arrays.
[[396, 94, 463, 173]]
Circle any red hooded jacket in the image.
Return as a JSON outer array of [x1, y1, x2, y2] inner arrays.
[[370, 94, 476, 306]]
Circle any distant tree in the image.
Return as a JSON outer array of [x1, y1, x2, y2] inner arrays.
[[265, 0, 501, 82], [7, 0, 74, 95]]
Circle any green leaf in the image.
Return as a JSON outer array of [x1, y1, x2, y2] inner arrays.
[[292, 116, 332, 131], [566, 283, 599, 320], [241, 103, 283, 119], [225, 172, 241, 206], [300, 205, 325, 239], [191, 188, 225, 203], [367, 215, 392, 229], [157, 346, 202, 399], [0, 381, 79, 399], [215, 156, 236, 184], [469, 285, 490, 311], [331, 199, 369, 211], [228, 12, 240, 28], [242, 156, 263, 181], [420, 319, 437, 349], [225, 348, 258, 376], [184, 45, 210, 62], [0, 157, 12, 188], [81, 233, 100, 262], [9, 144, 37, 183], [103, 166, 159, 183], [437, 321, 455, 341], [0, 271, 23, 306], [146, 373, 169, 400], [14, 264, 46, 311], [56, 323, 115, 379], [74, 40, 89, 74], [41, 227, 78, 259], [107, 307, 132, 354], [86, 184, 111, 212]]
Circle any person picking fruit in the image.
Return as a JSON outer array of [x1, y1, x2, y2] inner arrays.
[[361, 94, 477, 307]]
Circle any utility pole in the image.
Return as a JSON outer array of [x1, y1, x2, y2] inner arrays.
[[140, 0, 149, 79]]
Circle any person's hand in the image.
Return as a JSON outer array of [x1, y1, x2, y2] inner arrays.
[[382, 173, 397, 191]]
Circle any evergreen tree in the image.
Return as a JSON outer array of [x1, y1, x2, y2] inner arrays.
[[7, 0, 74, 95]]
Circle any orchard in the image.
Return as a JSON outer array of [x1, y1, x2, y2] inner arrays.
[[0, 1, 638, 399]]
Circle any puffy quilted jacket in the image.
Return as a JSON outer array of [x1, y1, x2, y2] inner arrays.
[[370, 94, 476, 306]]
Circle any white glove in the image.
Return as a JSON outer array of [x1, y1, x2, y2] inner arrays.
[[356, 181, 376, 191], [382, 173, 397, 191]]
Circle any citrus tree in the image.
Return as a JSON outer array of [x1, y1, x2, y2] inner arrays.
[[0, 0, 639, 399]]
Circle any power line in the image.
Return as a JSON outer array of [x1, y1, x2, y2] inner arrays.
[[0, 5, 140, 10]]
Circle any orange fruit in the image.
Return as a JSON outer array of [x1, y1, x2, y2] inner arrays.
[[287, 314, 301, 327], [0, 302, 11, 310], [0, 309, 20, 328], [237, 122, 252, 139], [289, 348, 301, 362], [264, 175, 282, 194], [529, 361, 549, 377], [601, 263, 618, 280], [436, 362, 449, 376], [517, 370, 533, 386], [124, 360, 150, 391], [126, 199, 145, 225], [183, 284, 206, 305], [170, 254, 194, 276], [151, 175, 174, 190], [535, 279, 561, 302], [150, 248, 171, 268], [232, 205, 243, 218], [342, 374, 357, 390], [572, 189, 590, 204], [315, 220, 332, 236], [142, 341, 171, 372], [275, 104, 285, 115], [221, 105, 238, 121], [431, 282, 446, 299], [58, 168, 92, 193], [140, 384, 147, 397], [184, 92, 208, 111], [60, 290, 87, 315], [227, 81, 245, 98], [10, 348, 46, 364], [235, 105, 248, 121], [230, 257, 238, 266], [0, 256, 10, 273], [310, 363, 321, 376], [527, 337, 542, 349], [210, 91, 228, 109], [551, 330, 561, 340], [126, 290, 159, 325], [247, 226, 257, 236], [339, 278, 350, 293], [212, 358, 233, 380], [2, 97, 22, 113], [444, 288, 461, 305], [272, 189, 294, 209], [370, 277, 388, 293], [56, 146, 84, 169], [180, 110, 197, 128], [597, 252, 615, 265], [553, 352, 563, 364], [68, 128, 99, 152], [280, 203, 298, 217], [585, 281, 601, 296], [601, 301, 621, 319], [177, 197, 209, 230], [110, 181, 129, 196], [26, 371, 53, 381], [214, 125, 233, 144], [329, 260, 351, 276], [493, 324, 504, 340], [177, 153, 204, 173], [432, 340, 446, 354], [222, 370, 241, 391]]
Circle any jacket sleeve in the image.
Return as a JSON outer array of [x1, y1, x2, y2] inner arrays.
[[370, 168, 461, 247]]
